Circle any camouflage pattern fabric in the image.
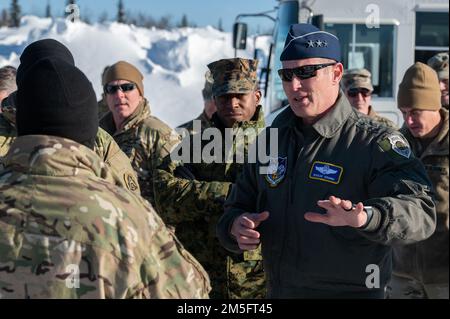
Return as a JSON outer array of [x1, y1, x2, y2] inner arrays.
[[100, 99, 180, 206], [178, 111, 212, 136], [0, 108, 15, 168], [0, 135, 210, 299], [98, 96, 109, 119], [342, 68, 374, 92], [367, 106, 398, 130], [154, 106, 266, 299], [0, 109, 140, 194], [208, 58, 259, 97]]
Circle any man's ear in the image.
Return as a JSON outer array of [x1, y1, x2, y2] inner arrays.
[[332, 63, 344, 86], [254, 90, 262, 104]]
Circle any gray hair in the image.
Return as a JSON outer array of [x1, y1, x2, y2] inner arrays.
[[0, 65, 17, 94]]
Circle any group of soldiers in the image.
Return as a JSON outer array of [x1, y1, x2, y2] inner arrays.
[[0, 22, 448, 298]]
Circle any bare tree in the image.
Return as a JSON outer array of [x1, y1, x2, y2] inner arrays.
[[9, 0, 21, 28], [217, 18, 223, 31], [98, 11, 108, 24], [117, 0, 126, 23], [45, 1, 52, 18], [0, 9, 9, 27]]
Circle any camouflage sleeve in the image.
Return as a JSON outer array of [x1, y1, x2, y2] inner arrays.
[[94, 128, 141, 194], [217, 162, 259, 254], [129, 196, 211, 298], [153, 157, 231, 225], [358, 132, 437, 245]]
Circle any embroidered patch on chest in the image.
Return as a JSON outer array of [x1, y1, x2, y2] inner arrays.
[[309, 161, 343, 185], [264, 157, 287, 187]]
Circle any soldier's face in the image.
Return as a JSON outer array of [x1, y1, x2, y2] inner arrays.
[[214, 90, 261, 127], [439, 79, 448, 107], [400, 107, 442, 138], [281, 58, 343, 124], [345, 88, 372, 115], [105, 80, 143, 124]]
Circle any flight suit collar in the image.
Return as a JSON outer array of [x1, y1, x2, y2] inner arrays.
[[311, 93, 353, 138]]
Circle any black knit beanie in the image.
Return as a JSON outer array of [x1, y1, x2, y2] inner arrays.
[[16, 58, 98, 149], [16, 39, 75, 86]]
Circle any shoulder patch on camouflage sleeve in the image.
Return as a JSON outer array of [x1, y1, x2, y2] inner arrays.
[[124, 173, 139, 192], [377, 134, 411, 159]]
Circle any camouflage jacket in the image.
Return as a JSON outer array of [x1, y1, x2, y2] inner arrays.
[[0, 108, 139, 194], [0, 135, 210, 299], [97, 96, 109, 119], [154, 106, 265, 298], [394, 108, 449, 284], [0, 108, 16, 166], [178, 111, 212, 135], [100, 99, 180, 205], [367, 105, 398, 129]]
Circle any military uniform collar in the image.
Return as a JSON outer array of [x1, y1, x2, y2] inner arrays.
[[1, 106, 16, 128], [3, 135, 107, 178], [100, 99, 151, 135], [401, 108, 449, 157], [311, 93, 352, 138], [367, 105, 377, 118]]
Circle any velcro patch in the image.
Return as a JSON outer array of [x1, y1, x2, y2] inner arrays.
[[309, 161, 343, 185]]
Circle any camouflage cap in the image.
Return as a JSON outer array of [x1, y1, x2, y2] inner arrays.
[[202, 70, 214, 100], [342, 68, 374, 92], [207, 58, 258, 97], [427, 52, 449, 80]]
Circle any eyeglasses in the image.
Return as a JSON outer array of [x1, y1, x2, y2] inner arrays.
[[104, 83, 137, 94], [347, 88, 371, 98], [278, 62, 337, 81]]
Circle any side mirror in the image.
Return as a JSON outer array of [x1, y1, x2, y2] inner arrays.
[[311, 15, 324, 30], [233, 22, 248, 50]]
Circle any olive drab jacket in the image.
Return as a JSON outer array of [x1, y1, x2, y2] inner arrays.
[[218, 94, 436, 298], [393, 108, 449, 284]]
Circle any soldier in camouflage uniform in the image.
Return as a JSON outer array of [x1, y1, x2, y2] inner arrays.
[[178, 70, 216, 135], [100, 61, 180, 206], [154, 58, 266, 299], [0, 56, 210, 299], [427, 52, 449, 110], [0, 65, 16, 106], [98, 65, 111, 119], [0, 40, 140, 194], [342, 68, 397, 129], [388, 62, 449, 299]]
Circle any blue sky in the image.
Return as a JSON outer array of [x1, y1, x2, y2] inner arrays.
[[1, 0, 276, 32]]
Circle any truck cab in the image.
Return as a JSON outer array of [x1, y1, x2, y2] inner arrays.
[[234, 0, 449, 126]]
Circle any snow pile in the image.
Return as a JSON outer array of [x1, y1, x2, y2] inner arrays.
[[0, 16, 271, 127]]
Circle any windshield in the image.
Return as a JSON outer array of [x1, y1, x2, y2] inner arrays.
[[268, 0, 299, 113]]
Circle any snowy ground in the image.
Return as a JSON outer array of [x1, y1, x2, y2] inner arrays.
[[0, 16, 271, 127]]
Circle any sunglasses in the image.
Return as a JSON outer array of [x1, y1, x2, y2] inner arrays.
[[278, 62, 337, 81], [347, 88, 371, 98], [104, 83, 137, 94]]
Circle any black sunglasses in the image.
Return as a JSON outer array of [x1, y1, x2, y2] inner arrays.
[[347, 88, 371, 98], [278, 62, 337, 81], [104, 83, 137, 94]]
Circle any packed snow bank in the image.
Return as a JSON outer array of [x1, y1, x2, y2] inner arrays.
[[0, 16, 271, 127]]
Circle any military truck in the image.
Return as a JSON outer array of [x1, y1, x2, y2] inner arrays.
[[233, 0, 449, 125]]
